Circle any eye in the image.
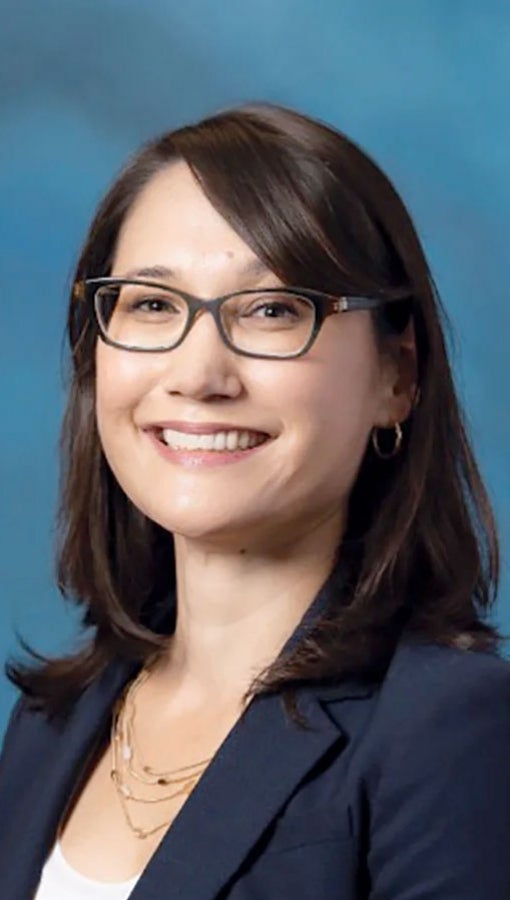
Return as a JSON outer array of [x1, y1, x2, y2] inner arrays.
[[111, 286, 187, 319], [237, 294, 312, 322], [129, 295, 180, 314], [247, 300, 300, 319]]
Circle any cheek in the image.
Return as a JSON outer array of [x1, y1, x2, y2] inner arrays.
[[260, 333, 381, 500], [268, 342, 379, 448], [314, 323, 381, 436], [94, 344, 148, 442]]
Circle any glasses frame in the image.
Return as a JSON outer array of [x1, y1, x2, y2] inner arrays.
[[76, 277, 410, 360]]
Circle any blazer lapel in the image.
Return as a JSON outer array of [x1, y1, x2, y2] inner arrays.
[[128, 678, 372, 900]]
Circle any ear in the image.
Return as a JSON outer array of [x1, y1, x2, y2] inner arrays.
[[374, 318, 419, 428]]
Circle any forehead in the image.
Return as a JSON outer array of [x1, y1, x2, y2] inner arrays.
[[112, 161, 272, 286]]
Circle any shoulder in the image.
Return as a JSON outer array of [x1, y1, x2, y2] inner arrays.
[[364, 636, 510, 772], [355, 638, 510, 896], [379, 635, 510, 714], [355, 640, 510, 896], [0, 693, 27, 771]]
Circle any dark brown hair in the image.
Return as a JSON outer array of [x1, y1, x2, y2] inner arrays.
[[5, 102, 502, 725]]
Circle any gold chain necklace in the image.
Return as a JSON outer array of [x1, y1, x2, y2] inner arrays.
[[109, 660, 214, 840]]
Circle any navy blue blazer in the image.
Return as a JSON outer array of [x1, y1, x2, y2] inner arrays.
[[1, 584, 510, 899]]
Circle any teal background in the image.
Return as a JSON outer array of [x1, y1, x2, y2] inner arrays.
[[1, 1, 509, 735]]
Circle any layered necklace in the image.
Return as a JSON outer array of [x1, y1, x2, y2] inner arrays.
[[110, 658, 214, 840]]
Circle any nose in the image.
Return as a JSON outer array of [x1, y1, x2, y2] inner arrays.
[[160, 307, 243, 401]]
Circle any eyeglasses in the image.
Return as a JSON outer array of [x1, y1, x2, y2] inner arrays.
[[76, 277, 409, 360]]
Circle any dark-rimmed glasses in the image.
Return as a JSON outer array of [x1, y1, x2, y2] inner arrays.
[[75, 277, 410, 360]]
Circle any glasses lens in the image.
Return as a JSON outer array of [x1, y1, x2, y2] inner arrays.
[[222, 291, 315, 357], [95, 283, 188, 349]]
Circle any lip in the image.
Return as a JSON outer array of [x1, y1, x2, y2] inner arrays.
[[146, 428, 272, 467], [143, 421, 271, 436]]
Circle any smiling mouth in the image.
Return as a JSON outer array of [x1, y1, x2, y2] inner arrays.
[[153, 427, 271, 453]]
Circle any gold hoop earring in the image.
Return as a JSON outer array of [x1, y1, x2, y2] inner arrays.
[[371, 422, 403, 459]]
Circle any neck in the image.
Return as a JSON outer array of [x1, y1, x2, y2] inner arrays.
[[152, 509, 345, 705]]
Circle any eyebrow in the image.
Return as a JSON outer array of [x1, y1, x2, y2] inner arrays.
[[118, 259, 271, 282]]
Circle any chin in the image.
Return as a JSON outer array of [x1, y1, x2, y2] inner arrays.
[[130, 497, 257, 543]]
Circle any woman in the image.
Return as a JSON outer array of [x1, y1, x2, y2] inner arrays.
[[1, 102, 509, 899]]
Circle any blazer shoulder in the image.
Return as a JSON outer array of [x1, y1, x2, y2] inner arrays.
[[373, 636, 510, 734], [363, 640, 510, 898], [0, 692, 27, 763], [388, 634, 510, 684]]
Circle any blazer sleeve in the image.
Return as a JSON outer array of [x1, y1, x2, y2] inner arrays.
[[0, 695, 24, 764], [367, 649, 510, 899]]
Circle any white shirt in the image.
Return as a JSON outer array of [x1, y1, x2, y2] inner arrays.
[[34, 840, 141, 899]]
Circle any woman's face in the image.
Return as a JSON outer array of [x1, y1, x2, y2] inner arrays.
[[95, 161, 404, 551]]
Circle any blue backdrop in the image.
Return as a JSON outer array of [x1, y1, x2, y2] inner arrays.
[[1, 0, 509, 734]]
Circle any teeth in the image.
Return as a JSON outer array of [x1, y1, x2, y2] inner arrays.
[[160, 428, 268, 452], [226, 431, 238, 451], [214, 432, 227, 451]]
